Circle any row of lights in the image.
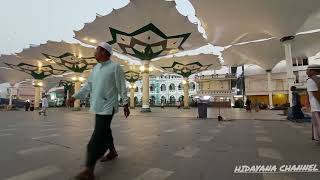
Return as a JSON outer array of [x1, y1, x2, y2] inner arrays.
[[139, 66, 154, 72], [128, 84, 137, 89], [83, 37, 97, 44], [71, 76, 86, 82], [32, 81, 43, 87]]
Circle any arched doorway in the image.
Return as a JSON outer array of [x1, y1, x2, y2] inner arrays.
[[189, 82, 196, 91], [150, 95, 156, 105], [134, 96, 138, 105], [160, 84, 166, 92], [150, 84, 155, 92], [169, 96, 176, 104], [179, 95, 184, 102], [161, 96, 166, 104], [169, 83, 175, 91]]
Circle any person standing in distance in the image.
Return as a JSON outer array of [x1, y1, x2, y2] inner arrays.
[[71, 42, 130, 180], [39, 95, 48, 116]]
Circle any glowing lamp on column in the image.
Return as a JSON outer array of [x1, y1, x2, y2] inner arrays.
[[32, 81, 43, 87], [139, 66, 145, 72]]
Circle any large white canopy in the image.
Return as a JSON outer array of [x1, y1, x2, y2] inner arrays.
[[151, 53, 220, 77], [222, 31, 320, 70], [0, 54, 66, 80], [15, 41, 134, 73], [0, 68, 31, 85], [74, 0, 207, 60], [189, 0, 320, 46]]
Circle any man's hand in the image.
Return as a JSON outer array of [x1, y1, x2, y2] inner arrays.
[[124, 104, 130, 118]]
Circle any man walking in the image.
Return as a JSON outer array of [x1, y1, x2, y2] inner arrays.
[[72, 42, 129, 180], [39, 95, 48, 116], [306, 64, 320, 142]]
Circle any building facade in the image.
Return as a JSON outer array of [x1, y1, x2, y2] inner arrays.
[[126, 74, 198, 106], [244, 57, 316, 107]]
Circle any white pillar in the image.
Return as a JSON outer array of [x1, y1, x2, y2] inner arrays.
[[130, 82, 135, 109], [74, 81, 81, 110], [230, 96, 235, 107], [183, 78, 190, 109], [66, 90, 70, 99], [283, 40, 294, 107], [267, 70, 273, 108], [8, 86, 13, 106], [34, 80, 42, 109], [141, 61, 151, 112]]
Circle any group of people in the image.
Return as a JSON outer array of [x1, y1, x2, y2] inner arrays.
[[24, 95, 49, 116], [24, 99, 34, 111]]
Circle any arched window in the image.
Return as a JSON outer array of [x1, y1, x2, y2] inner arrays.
[[178, 83, 183, 91], [160, 84, 166, 91], [169, 96, 176, 103], [169, 83, 175, 91], [150, 95, 156, 105], [161, 96, 166, 103], [189, 82, 196, 91], [134, 96, 138, 104], [179, 95, 184, 102], [135, 87, 139, 92], [150, 84, 155, 92]]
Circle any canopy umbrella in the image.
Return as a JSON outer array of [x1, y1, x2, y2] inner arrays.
[[17, 41, 139, 73], [0, 54, 66, 80], [189, 0, 320, 46], [152, 54, 221, 78], [0, 67, 32, 85], [222, 31, 320, 106], [222, 31, 320, 70], [74, 0, 207, 61]]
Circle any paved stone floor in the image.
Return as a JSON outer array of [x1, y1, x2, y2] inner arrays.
[[0, 107, 319, 180]]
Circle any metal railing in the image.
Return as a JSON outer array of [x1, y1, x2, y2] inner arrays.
[[197, 90, 233, 95], [195, 74, 237, 80]]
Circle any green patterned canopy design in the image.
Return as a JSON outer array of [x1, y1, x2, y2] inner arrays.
[[107, 23, 191, 60], [161, 61, 212, 78], [42, 52, 97, 73], [4, 62, 66, 80]]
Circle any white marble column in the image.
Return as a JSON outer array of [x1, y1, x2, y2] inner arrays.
[[73, 81, 81, 110], [266, 70, 273, 108], [183, 78, 190, 109], [141, 61, 151, 112], [33, 80, 42, 109], [282, 39, 295, 107], [130, 82, 135, 109], [8, 86, 13, 107]]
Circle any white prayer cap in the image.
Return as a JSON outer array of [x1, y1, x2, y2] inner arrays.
[[307, 64, 320, 70], [98, 42, 113, 55]]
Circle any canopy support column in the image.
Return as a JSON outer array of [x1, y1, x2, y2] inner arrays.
[[141, 61, 151, 112], [33, 80, 42, 109], [73, 81, 81, 111], [281, 36, 295, 107], [130, 82, 135, 109], [266, 70, 273, 108], [183, 78, 190, 109]]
